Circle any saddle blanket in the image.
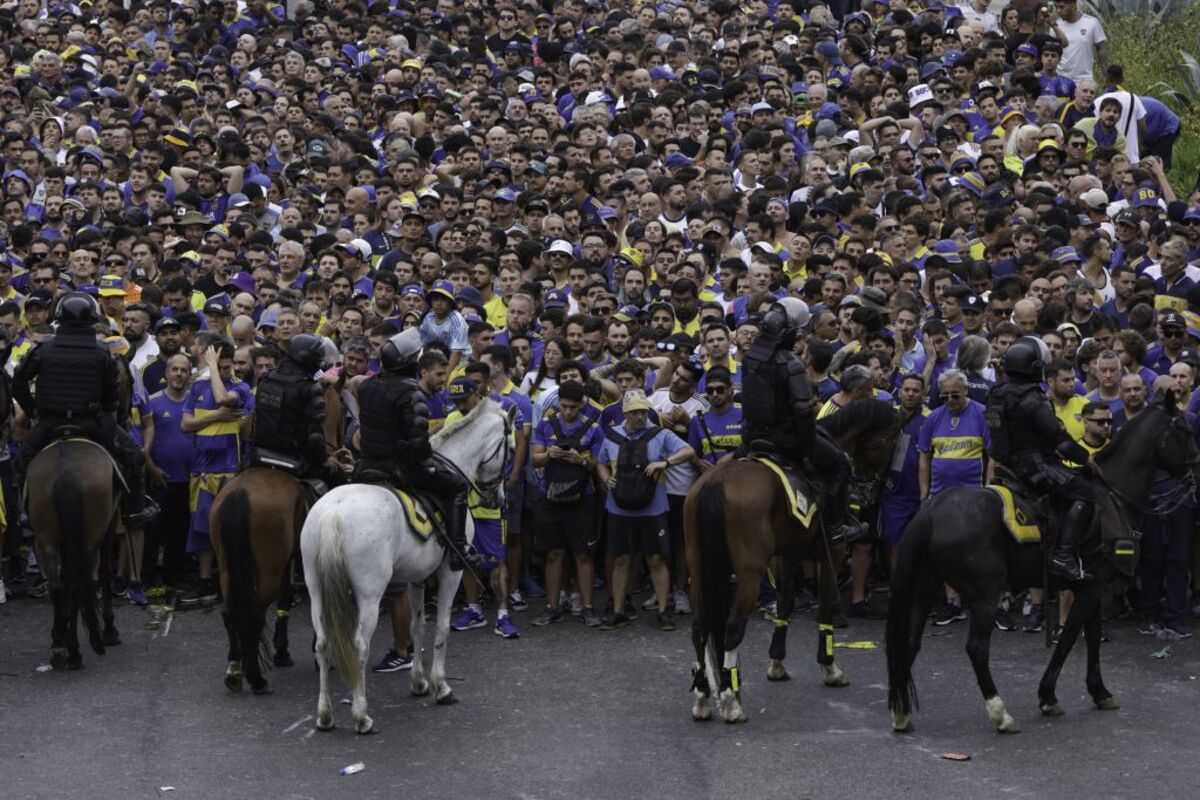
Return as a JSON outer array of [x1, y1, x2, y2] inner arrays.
[[987, 484, 1041, 544], [750, 457, 818, 527], [390, 487, 441, 539]]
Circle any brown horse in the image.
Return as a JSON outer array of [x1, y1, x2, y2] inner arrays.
[[684, 399, 898, 723], [210, 385, 345, 694], [29, 440, 123, 669]]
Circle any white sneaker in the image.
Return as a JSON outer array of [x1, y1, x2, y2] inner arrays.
[[569, 592, 583, 616], [641, 593, 659, 611], [26, 549, 38, 575], [673, 589, 692, 615]]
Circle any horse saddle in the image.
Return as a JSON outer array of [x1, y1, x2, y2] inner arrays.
[[247, 448, 305, 476], [987, 468, 1043, 544], [747, 455, 819, 527], [38, 437, 129, 495], [356, 471, 444, 540]]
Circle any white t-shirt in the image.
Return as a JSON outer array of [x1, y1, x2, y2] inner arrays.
[[1096, 90, 1147, 164], [1057, 13, 1106, 82], [958, 4, 999, 32], [648, 388, 708, 495]]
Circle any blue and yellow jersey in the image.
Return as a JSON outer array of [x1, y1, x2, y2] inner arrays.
[[184, 376, 254, 474], [916, 400, 990, 495], [687, 404, 743, 464]]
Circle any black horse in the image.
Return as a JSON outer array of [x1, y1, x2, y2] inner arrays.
[[886, 391, 1199, 733]]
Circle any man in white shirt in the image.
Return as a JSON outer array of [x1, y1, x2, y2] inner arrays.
[[1053, 0, 1106, 82], [958, 0, 998, 32], [1095, 89, 1146, 164]]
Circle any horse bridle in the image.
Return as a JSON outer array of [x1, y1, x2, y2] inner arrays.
[[1092, 409, 1200, 517], [438, 409, 512, 508]]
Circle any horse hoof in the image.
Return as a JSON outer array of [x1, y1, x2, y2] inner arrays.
[[997, 718, 1022, 734], [1040, 702, 1065, 717], [411, 679, 430, 697], [224, 673, 244, 693], [436, 691, 458, 706], [354, 717, 375, 735], [66, 655, 83, 671], [692, 702, 713, 721], [251, 682, 273, 696], [102, 630, 121, 647], [822, 667, 849, 688], [892, 712, 914, 733], [316, 714, 335, 731], [1093, 696, 1120, 711], [273, 651, 294, 668], [49, 648, 68, 670], [766, 661, 790, 681]]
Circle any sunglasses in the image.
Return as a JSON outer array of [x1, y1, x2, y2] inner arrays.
[[1086, 418, 1113, 425], [705, 385, 730, 394]]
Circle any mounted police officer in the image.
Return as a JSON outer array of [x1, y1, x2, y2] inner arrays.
[[741, 298, 866, 545], [355, 329, 482, 570], [13, 292, 159, 528], [986, 336, 1095, 580], [249, 333, 333, 482]]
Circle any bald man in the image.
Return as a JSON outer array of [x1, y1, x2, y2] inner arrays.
[[1012, 299, 1039, 334]]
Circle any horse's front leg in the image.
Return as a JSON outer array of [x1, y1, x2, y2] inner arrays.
[[816, 546, 849, 687], [1083, 588, 1118, 710], [963, 603, 1019, 733], [767, 557, 795, 681], [408, 581, 429, 697], [431, 560, 463, 704], [1038, 579, 1091, 716], [273, 563, 295, 668]]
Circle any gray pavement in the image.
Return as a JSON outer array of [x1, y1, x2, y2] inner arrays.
[[2, 588, 1198, 800]]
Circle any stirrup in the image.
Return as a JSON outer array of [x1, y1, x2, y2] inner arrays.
[[123, 497, 161, 528], [1049, 553, 1090, 581]]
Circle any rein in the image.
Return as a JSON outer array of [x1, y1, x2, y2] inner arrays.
[[1093, 459, 1197, 518], [437, 410, 511, 507]]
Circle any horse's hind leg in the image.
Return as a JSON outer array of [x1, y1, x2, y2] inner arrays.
[[273, 563, 295, 668], [49, 571, 70, 670], [308, 585, 334, 731], [430, 561, 462, 705], [65, 584, 82, 669], [100, 534, 120, 647], [767, 558, 794, 681], [408, 582, 429, 697], [221, 609, 244, 693], [350, 587, 381, 734], [964, 603, 1019, 733], [690, 620, 712, 721], [718, 572, 758, 723], [816, 546, 849, 687], [1038, 580, 1092, 715]]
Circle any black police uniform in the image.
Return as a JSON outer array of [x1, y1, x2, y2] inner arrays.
[[13, 322, 156, 526], [986, 343, 1095, 580], [356, 361, 476, 570], [251, 358, 328, 478], [741, 307, 862, 544]]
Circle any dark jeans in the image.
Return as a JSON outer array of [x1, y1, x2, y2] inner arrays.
[[1144, 129, 1181, 172], [145, 482, 191, 586], [1137, 504, 1194, 625]]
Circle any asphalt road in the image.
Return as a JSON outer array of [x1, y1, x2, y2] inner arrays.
[[2, 586, 1198, 800]]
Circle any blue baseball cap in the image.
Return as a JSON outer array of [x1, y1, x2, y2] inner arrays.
[[448, 376, 478, 402]]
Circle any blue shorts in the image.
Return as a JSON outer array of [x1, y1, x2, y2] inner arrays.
[[187, 472, 232, 553], [879, 495, 921, 547], [472, 517, 505, 569]]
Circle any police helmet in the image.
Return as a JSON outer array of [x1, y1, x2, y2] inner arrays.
[[775, 297, 811, 330], [380, 327, 423, 372], [55, 292, 102, 326], [287, 333, 326, 373], [1003, 336, 1046, 382]]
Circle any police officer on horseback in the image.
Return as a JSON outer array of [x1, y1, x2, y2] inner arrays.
[[355, 328, 483, 571], [250, 333, 334, 481], [986, 336, 1095, 581], [13, 292, 159, 528], [741, 298, 866, 545]]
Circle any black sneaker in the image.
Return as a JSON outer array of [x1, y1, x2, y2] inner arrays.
[[180, 580, 218, 607], [1138, 620, 1163, 636], [110, 574, 129, 598], [933, 603, 967, 626], [1049, 624, 1063, 645], [1162, 620, 1193, 640], [581, 606, 602, 627], [994, 607, 1019, 631], [656, 610, 676, 631], [1023, 605, 1045, 633], [598, 612, 630, 630], [532, 606, 564, 627], [849, 600, 886, 620], [371, 648, 413, 673]]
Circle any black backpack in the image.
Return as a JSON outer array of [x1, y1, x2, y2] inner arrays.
[[607, 426, 662, 510], [543, 415, 594, 504]]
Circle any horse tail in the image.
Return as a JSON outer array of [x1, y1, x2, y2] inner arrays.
[[314, 509, 361, 689], [55, 470, 103, 654], [218, 489, 269, 672], [696, 480, 732, 666], [886, 503, 935, 717]]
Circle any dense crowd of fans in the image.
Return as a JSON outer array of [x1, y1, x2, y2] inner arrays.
[[0, 0, 1198, 666]]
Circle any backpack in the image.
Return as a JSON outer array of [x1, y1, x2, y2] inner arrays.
[[607, 426, 662, 510], [543, 415, 594, 505]]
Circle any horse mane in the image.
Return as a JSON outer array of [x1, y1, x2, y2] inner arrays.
[[816, 398, 897, 438], [431, 396, 502, 446], [1094, 400, 1164, 466]]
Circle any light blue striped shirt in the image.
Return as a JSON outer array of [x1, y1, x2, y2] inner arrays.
[[418, 310, 470, 354]]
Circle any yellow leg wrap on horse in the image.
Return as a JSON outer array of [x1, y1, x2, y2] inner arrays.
[[730, 667, 740, 692], [772, 617, 789, 627], [276, 609, 290, 618], [818, 623, 833, 632]]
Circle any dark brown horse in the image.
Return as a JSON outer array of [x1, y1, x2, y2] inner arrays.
[[29, 440, 123, 669], [210, 385, 345, 694], [684, 399, 899, 723]]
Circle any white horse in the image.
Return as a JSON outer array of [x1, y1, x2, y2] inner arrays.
[[301, 398, 511, 734]]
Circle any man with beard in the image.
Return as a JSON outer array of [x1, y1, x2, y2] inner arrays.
[[138, 316, 186, 395], [143, 353, 196, 592], [605, 319, 633, 361], [169, 164, 244, 222], [123, 303, 160, 372]]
